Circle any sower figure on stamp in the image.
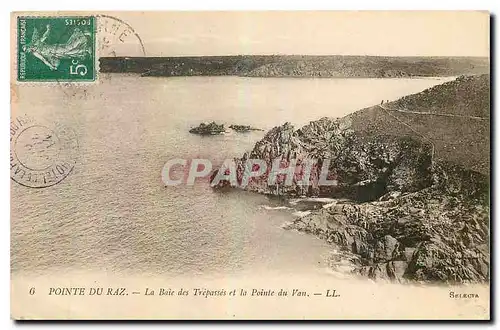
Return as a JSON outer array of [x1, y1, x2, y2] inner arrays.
[[23, 24, 92, 70]]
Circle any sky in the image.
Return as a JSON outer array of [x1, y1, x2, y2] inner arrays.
[[111, 11, 489, 57]]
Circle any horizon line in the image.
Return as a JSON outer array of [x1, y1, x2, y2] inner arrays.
[[100, 54, 490, 59]]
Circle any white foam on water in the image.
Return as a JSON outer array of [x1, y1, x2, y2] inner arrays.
[[322, 202, 337, 209], [292, 210, 311, 218], [260, 205, 293, 211], [290, 197, 339, 205]]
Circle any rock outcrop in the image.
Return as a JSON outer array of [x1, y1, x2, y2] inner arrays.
[[285, 162, 489, 284], [189, 122, 226, 135], [210, 74, 490, 284], [229, 125, 264, 132], [211, 117, 434, 201]]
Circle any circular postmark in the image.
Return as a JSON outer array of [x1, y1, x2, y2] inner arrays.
[[96, 14, 146, 57], [10, 115, 78, 188]]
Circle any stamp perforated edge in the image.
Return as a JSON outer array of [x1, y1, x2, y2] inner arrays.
[[11, 13, 99, 85]]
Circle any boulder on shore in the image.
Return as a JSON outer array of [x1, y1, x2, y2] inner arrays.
[[287, 170, 489, 284]]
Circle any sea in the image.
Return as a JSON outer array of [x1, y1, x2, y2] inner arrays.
[[11, 74, 453, 278]]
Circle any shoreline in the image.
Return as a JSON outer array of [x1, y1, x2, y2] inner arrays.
[[209, 74, 490, 285], [102, 72, 459, 80]]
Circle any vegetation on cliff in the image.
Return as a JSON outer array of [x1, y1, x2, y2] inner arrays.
[[387, 74, 490, 118], [349, 74, 490, 174]]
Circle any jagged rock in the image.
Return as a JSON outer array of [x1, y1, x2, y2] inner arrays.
[[352, 235, 373, 260], [189, 122, 226, 135], [212, 117, 433, 200], [368, 263, 390, 280], [287, 182, 489, 284], [374, 235, 400, 263], [387, 261, 408, 282], [210, 75, 490, 284], [229, 125, 264, 132], [403, 247, 416, 262]]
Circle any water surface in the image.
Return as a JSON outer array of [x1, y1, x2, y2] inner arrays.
[[11, 74, 453, 277]]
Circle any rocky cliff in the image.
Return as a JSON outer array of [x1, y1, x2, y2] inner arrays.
[[211, 74, 490, 284], [212, 118, 435, 201], [285, 162, 489, 283]]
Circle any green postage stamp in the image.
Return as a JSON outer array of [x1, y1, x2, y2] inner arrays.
[[17, 16, 96, 82]]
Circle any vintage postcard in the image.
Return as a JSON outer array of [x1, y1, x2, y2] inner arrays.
[[10, 11, 490, 320]]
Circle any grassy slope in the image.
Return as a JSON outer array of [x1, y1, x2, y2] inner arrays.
[[347, 74, 490, 174], [388, 75, 490, 117]]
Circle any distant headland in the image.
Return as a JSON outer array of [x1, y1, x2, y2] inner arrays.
[[99, 55, 489, 78]]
